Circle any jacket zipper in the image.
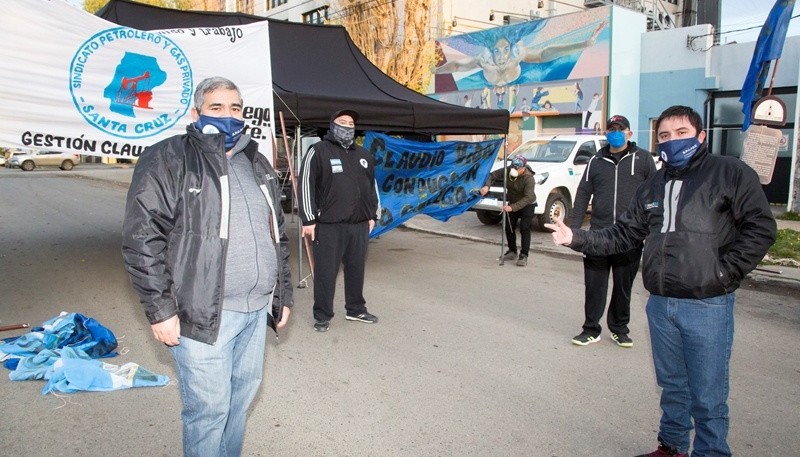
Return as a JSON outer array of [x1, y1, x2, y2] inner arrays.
[[659, 179, 675, 296]]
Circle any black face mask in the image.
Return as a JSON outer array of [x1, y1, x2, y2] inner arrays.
[[330, 122, 354, 148]]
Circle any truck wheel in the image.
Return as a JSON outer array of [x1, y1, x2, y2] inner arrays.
[[534, 192, 572, 231], [476, 210, 502, 225], [531, 215, 545, 232]]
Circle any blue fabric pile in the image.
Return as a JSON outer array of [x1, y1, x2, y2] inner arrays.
[[0, 312, 169, 394]]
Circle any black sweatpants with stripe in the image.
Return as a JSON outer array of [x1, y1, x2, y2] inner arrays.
[[312, 221, 370, 322]]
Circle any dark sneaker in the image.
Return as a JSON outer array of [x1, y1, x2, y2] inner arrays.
[[611, 333, 633, 348], [502, 250, 518, 261], [516, 254, 528, 267], [634, 444, 687, 457], [313, 320, 330, 332], [571, 331, 601, 346], [345, 312, 378, 324]]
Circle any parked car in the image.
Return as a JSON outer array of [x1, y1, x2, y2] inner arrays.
[[472, 135, 608, 231], [8, 150, 81, 171]]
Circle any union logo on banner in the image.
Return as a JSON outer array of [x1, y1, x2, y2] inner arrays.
[[69, 27, 193, 139]]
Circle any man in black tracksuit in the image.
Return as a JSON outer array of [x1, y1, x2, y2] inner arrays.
[[299, 109, 381, 332], [569, 115, 656, 347]]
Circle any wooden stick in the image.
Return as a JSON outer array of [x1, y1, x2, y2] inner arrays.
[[767, 59, 780, 97], [0, 323, 30, 332], [278, 111, 315, 275]]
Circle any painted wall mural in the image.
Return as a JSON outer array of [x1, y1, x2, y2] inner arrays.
[[432, 6, 611, 118]]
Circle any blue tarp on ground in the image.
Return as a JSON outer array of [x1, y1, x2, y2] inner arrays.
[[1, 312, 169, 394]]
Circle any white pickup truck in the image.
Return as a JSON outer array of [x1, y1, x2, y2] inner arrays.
[[472, 135, 608, 231]]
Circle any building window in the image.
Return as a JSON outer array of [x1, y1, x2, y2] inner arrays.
[[237, 0, 254, 14], [303, 6, 328, 24], [268, 0, 288, 9]]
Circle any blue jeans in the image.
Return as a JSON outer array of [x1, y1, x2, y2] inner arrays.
[[170, 307, 268, 457], [646, 294, 735, 457]]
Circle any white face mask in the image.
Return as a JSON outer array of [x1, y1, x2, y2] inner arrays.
[[509, 168, 519, 178]]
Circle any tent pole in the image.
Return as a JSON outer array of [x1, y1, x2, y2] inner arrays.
[[279, 114, 313, 288], [499, 134, 508, 266], [295, 125, 314, 288]]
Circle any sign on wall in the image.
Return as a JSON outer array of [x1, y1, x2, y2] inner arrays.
[[0, 0, 273, 159]]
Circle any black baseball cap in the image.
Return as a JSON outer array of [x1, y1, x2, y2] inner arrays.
[[607, 114, 630, 130], [330, 109, 360, 123]]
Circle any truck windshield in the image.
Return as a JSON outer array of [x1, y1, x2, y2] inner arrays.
[[514, 140, 576, 163]]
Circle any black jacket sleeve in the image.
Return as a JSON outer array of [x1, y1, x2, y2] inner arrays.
[[121, 145, 181, 325], [484, 168, 504, 187], [571, 157, 596, 230], [570, 188, 650, 257], [718, 164, 777, 282], [298, 144, 319, 226], [274, 197, 294, 308]]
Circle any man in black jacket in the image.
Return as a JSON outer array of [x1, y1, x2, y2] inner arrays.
[[546, 106, 776, 457], [480, 156, 536, 266], [122, 77, 293, 457], [299, 109, 381, 332], [570, 115, 656, 347]]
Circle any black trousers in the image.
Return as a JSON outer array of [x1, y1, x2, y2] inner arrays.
[[312, 222, 369, 322], [581, 247, 642, 336], [505, 204, 536, 257]]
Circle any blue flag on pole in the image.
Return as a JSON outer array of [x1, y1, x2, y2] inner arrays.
[[740, 0, 796, 131], [365, 132, 502, 238]]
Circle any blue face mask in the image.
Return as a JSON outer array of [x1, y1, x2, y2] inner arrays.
[[658, 137, 701, 169], [605, 131, 627, 149], [195, 114, 246, 150]]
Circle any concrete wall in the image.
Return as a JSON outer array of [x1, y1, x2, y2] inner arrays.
[[607, 6, 645, 141], [711, 35, 800, 90], [638, 24, 718, 145]]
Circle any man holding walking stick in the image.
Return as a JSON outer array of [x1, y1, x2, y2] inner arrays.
[[480, 155, 536, 266]]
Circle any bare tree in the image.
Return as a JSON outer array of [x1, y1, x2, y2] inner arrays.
[[331, 0, 437, 93], [83, 0, 200, 14]]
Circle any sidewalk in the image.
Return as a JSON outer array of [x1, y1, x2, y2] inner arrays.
[[402, 211, 800, 293]]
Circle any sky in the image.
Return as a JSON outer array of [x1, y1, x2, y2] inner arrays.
[[720, 0, 800, 44]]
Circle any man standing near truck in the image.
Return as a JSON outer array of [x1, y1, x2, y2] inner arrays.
[[569, 114, 656, 347]]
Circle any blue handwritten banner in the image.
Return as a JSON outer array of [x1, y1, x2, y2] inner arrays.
[[365, 132, 502, 238]]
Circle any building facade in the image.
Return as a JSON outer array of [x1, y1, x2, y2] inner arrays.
[[203, 0, 798, 208]]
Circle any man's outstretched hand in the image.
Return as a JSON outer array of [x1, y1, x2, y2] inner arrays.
[[544, 217, 573, 246]]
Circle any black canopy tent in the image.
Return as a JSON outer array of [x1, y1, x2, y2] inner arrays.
[[96, 0, 510, 135], [97, 0, 513, 278]]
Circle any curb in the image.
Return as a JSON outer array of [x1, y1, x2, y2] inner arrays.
[[403, 223, 800, 294]]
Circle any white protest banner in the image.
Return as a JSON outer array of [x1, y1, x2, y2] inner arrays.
[[0, 0, 273, 160]]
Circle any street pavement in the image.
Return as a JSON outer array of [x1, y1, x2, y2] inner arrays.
[[0, 165, 798, 456], [66, 164, 800, 290]]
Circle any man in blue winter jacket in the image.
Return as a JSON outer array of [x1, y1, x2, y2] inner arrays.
[[547, 105, 776, 457]]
